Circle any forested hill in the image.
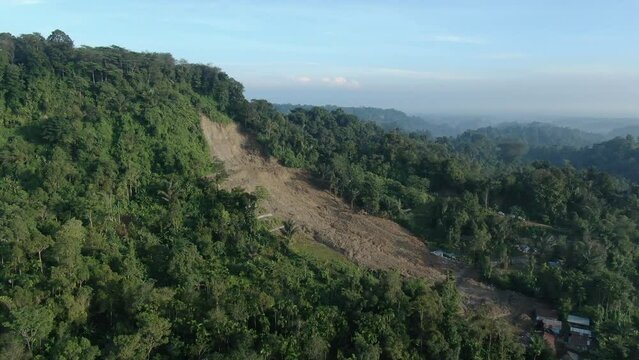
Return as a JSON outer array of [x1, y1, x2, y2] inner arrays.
[[448, 122, 607, 167], [609, 125, 639, 138], [444, 123, 639, 182], [528, 135, 639, 182], [458, 122, 604, 149], [0, 31, 532, 359], [275, 103, 464, 136], [246, 112, 639, 356], [1, 30, 638, 359], [275, 104, 615, 145]]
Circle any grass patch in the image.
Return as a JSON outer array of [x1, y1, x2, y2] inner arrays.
[[290, 234, 357, 271]]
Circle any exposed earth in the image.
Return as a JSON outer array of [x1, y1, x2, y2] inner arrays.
[[200, 115, 552, 329]]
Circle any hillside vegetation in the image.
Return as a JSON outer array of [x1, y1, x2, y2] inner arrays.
[[241, 105, 639, 358], [528, 135, 639, 182], [458, 122, 604, 149], [1, 30, 638, 359], [275, 104, 467, 137], [0, 31, 538, 359], [274, 105, 639, 184], [200, 115, 552, 329], [275, 104, 617, 145]]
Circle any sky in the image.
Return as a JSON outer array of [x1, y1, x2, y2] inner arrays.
[[2, 0, 639, 117]]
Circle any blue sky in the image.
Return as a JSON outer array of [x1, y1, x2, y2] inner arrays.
[[2, 0, 639, 116]]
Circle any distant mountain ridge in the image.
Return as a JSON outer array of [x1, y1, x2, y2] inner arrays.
[[274, 103, 440, 134], [274, 104, 639, 181], [555, 117, 639, 135], [460, 121, 605, 148], [274, 104, 609, 148], [609, 125, 639, 138], [529, 135, 639, 182], [276, 104, 498, 136]]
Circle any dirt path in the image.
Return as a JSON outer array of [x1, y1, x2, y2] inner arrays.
[[200, 116, 551, 327]]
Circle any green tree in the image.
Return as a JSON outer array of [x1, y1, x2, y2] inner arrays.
[[4, 304, 55, 353]]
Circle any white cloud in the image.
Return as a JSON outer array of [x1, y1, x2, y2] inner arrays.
[[321, 76, 361, 89], [294, 76, 312, 83], [426, 34, 484, 44], [289, 75, 360, 89]]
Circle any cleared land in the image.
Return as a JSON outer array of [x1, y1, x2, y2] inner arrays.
[[200, 115, 551, 328]]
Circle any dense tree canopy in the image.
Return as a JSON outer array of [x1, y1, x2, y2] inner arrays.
[[528, 135, 639, 182], [241, 103, 639, 358], [0, 31, 537, 359], [458, 122, 604, 149]]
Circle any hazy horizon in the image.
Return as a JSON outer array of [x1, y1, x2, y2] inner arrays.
[[272, 102, 639, 122], [2, 0, 639, 117]]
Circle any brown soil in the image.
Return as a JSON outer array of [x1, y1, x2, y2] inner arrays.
[[200, 116, 551, 328]]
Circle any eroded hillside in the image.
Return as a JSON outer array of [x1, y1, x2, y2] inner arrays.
[[200, 115, 551, 328]]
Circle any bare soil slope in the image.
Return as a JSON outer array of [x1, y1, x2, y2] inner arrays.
[[200, 116, 550, 326]]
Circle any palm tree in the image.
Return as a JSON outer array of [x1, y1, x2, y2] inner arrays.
[[527, 334, 551, 360], [282, 219, 297, 243]]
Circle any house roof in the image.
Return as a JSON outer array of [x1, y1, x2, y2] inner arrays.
[[567, 314, 591, 327], [540, 318, 562, 328], [570, 327, 592, 337], [443, 251, 457, 259]]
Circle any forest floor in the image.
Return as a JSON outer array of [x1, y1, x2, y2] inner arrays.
[[200, 116, 553, 332]]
